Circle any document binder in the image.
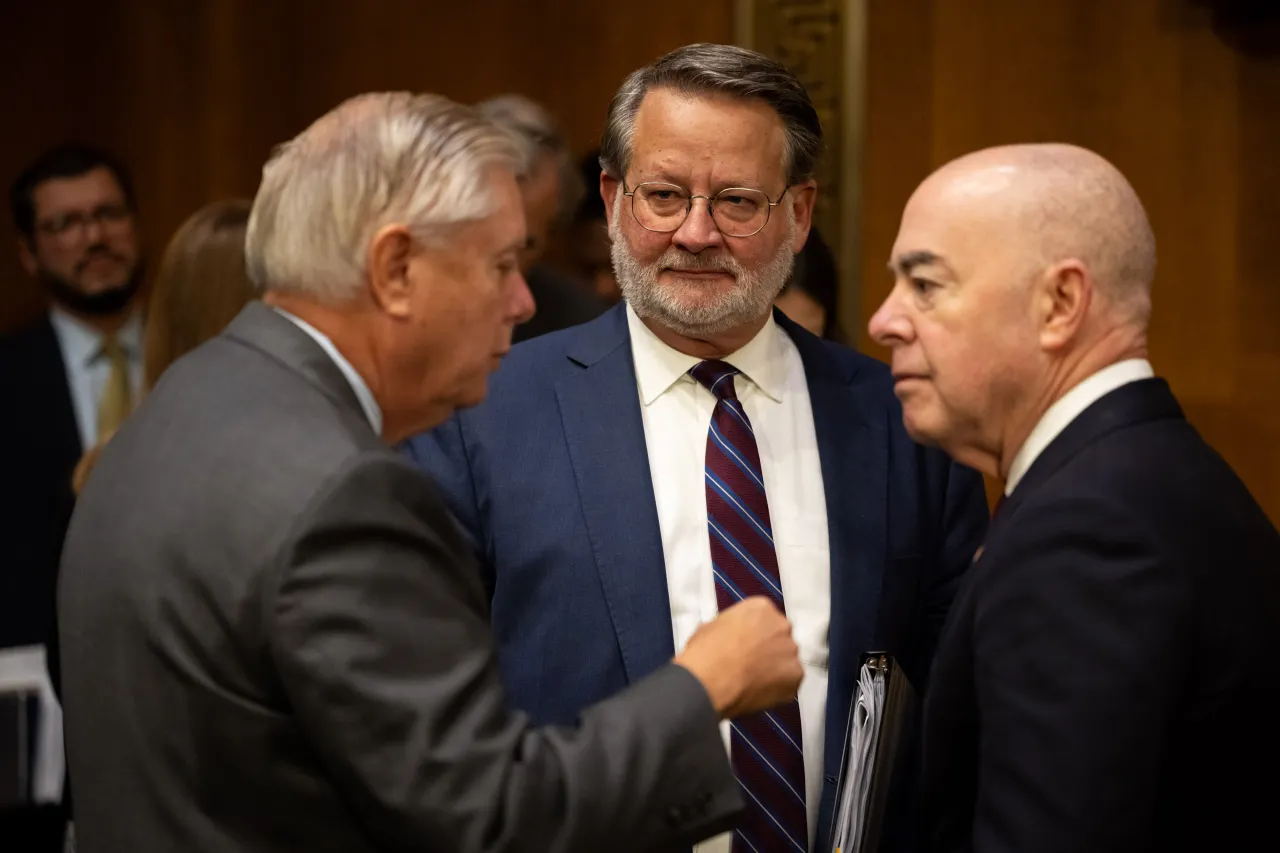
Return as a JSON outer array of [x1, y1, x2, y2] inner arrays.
[[829, 652, 918, 853]]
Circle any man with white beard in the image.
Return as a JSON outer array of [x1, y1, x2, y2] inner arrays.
[[405, 44, 989, 853]]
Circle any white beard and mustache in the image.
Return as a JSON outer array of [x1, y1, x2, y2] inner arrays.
[[609, 191, 798, 337]]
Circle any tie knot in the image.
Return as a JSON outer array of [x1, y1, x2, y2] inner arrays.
[[690, 360, 740, 400], [98, 334, 125, 361]]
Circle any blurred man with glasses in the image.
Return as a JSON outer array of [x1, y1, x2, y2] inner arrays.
[[0, 145, 142, 853], [406, 44, 989, 853]]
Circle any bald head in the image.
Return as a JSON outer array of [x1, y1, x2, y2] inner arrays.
[[870, 143, 1157, 475], [910, 143, 1156, 324]]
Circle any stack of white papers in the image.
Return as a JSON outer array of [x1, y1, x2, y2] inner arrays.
[[830, 662, 885, 853]]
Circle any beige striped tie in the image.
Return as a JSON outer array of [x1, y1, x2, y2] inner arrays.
[[96, 334, 133, 441]]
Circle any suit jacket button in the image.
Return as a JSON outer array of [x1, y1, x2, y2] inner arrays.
[[667, 806, 684, 826]]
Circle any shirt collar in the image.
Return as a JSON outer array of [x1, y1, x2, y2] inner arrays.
[[625, 303, 787, 405], [271, 307, 384, 435], [49, 307, 144, 367], [1005, 358, 1155, 495]]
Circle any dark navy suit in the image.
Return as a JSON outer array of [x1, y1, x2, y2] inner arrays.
[[405, 304, 989, 851], [920, 379, 1280, 853]]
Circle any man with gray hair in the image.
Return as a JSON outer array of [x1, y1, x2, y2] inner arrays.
[[476, 93, 605, 341], [56, 91, 810, 853], [407, 45, 989, 853], [870, 143, 1280, 852]]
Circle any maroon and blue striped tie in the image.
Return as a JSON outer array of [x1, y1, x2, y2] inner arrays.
[[691, 359, 808, 853]]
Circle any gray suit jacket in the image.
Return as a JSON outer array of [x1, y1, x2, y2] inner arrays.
[[57, 302, 741, 853]]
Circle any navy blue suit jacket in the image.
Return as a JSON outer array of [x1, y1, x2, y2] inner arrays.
[[405, 304, 988, 850], [920, 379, 1280, 853]]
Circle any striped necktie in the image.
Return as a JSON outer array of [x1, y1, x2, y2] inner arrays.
[[691, 359, 808, 853]]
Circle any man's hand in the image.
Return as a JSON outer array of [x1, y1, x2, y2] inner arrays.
[[675, 596, 803, 719]]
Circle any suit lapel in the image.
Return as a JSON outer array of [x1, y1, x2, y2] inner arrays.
[[1001, 378, 1183, 522], [35, 317, 85, 461], [811, 380, 889, 668], [779, 313, 889, 832], [556, 306, 675, 682], [222, 301, 368, 426], [782, 313, 887, 673]]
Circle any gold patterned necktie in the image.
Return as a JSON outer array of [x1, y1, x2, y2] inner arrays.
[[96, 334, 133, 441]]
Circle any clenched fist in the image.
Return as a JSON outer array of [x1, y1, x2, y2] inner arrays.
[[674, 596, 803, 720]]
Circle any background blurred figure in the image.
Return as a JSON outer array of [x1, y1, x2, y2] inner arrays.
[[869, 142, 1280, 853], [568, 149, 621, 305], [773, 224, 844, 342], [72, 198, 254, 492], [0, 144, 144, 853], [477, 94, 605, 342]]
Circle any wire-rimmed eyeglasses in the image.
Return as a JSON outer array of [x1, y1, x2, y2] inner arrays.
[[622, 181, 789, 238]]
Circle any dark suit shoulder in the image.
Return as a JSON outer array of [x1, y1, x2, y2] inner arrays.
[[772, 311, 894, 396], [467, 312, 624, 413], [1009, 410, 1273, 550], [152, 334, 383, 480], [982, 406, 1279, 668], [0, 315, 59, 379], [0, 314, 55, 349], [0, 314, 79, 471]]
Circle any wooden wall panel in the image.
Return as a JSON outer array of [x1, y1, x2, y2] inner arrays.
[[858, 0, 1280, 520], [0, 0, 735, 333]]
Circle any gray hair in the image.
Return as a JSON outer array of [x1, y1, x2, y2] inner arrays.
[[476, 94, 584, 221], [599, 43, 823, 186], [245, 91, 519, 301]]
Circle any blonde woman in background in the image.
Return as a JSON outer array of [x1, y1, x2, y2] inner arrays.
[[73, 199, 254, 492]]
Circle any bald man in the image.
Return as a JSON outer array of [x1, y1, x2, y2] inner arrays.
[[869, 143, 1280, 853]]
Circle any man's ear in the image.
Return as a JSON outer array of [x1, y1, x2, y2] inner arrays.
[[367, 224, 416, 318], [1038, 259, 1092, 351], [600, 173, 620, 230], [788, 180, 818, 253], [17, 236, 37, 277]]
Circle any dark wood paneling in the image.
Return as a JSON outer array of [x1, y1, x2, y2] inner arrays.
[[0, 0, 734, 333]]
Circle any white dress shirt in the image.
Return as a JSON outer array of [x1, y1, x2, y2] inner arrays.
[[627, 305, 830, 852], [49, 307, 144, 449], [273, 307, 383, 435], [1006, 358, 1155, 495]]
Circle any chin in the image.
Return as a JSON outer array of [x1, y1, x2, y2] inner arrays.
[[661, 272, 736, 296], [900, 405, 947, 448], [453, 380, 490, 412], [81, 276, 128, 294], [665, 278, 741, 309]]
